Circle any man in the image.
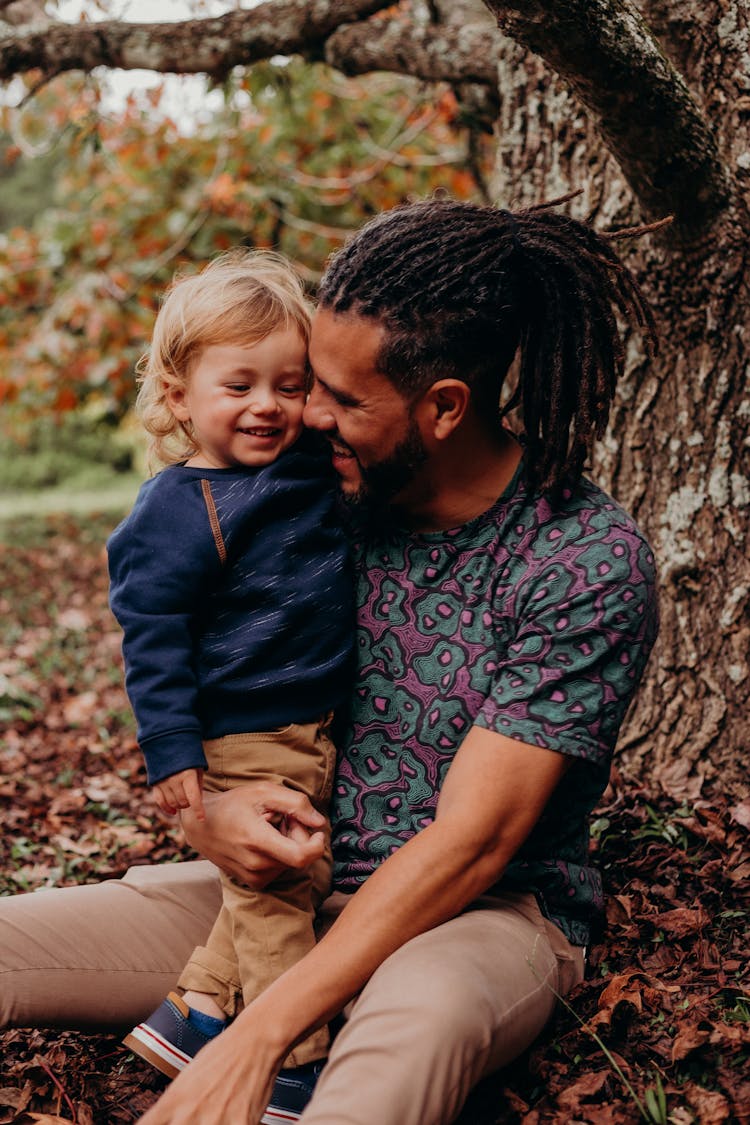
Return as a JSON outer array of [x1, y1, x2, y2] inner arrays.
[[0, 199, 658, 1125]]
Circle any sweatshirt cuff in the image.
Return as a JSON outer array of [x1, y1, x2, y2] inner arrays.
[[139, 729, 209, 785]]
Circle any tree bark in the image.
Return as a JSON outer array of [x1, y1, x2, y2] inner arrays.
[[326, 18, 498, 86], [0, 0, 395, 79], [485, 1, 750, 800], [485, 0, 732, 235]]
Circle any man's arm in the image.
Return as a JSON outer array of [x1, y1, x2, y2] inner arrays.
[[140, 726, 569, 1125], [258, 725, 570, 1038]]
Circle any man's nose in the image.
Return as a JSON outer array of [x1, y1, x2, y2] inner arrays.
[[303, 386, 334, 431]]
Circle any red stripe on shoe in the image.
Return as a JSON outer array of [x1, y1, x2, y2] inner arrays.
[[135, 1022, 192, 1066]]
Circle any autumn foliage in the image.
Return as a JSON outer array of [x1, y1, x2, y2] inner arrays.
[[0, 64, 492, 428]]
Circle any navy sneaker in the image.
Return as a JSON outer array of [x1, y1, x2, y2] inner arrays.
[[261, 1060, 325, 1124], [123, 991, 221, 1079]]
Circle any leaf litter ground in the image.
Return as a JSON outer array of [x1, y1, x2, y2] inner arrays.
[[0, 511, 747, 1125]]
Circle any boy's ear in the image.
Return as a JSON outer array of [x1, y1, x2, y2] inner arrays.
[[417, 379, 470, 441], [166, 384, 191, 423]]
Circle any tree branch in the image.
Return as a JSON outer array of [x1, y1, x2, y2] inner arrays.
[[0, 0, 50, 28], [326, 15, 499, 86], [0, 0, 394, 80], [484, 0, 731, 235]]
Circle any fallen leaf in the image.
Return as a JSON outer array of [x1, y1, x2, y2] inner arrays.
[[63, 691, 99, 725], [56, 608, 92, 630], [651, 907, 707, 938], [591, 971, 645, 1028], [729, 799, 750, 830], [16, 1116, 76, 1124], [83, 772, 131, 805], [683, 1082, 731, 1124], [556, 1070, 610, 1113], [671, 1021, 712, 1061], [0, 1089, 24, 1109]]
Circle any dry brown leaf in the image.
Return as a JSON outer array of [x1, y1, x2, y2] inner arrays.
[[671, 1021, 712, 1061], [729, 799, 750, 830], [63, 691, 99, 726], [16, 1116, 76, 1124], [0, 1090, 24, 1110], [82, 773, 130, 805], [594, 971, 646, 1021], [652, 906, 708, 938], [683, 1082, 732, 1124], [556, 1069, 610, 1113], [56, 608, 92, 631]]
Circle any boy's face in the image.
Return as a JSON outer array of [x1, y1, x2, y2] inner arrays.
[[167, 328, 307, 470]]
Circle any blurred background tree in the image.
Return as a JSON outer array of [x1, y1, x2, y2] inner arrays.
[[0, 54, 492, 431]]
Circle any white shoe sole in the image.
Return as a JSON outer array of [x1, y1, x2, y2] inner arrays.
[[124, 1023, 192, 1080]]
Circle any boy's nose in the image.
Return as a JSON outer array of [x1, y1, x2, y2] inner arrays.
[[249, 387, 279, 413]]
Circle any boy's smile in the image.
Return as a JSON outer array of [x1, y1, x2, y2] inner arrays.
[[167, 329, 308, 470]]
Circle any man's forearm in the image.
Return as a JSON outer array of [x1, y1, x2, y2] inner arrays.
[[236, 732, 568, 1055], [232, 812, 505, 1056]]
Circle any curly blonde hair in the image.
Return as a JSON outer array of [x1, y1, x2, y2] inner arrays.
[[136, 250, 312, 468]]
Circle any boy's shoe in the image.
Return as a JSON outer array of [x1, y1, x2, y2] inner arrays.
[[123, 991, 220, 1080], [261, 1060, 325, 1124]]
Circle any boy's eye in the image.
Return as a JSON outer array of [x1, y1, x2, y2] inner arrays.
[[279, 384, 304, 395], [227, 384, 250, 393]]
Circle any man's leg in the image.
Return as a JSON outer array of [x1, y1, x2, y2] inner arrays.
[[302, 891, 584, 1125], [0, 860, 222, 1030]]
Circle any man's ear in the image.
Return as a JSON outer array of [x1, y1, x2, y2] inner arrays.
[[418, 379, 471, 441], [166, 384, 191, 423]]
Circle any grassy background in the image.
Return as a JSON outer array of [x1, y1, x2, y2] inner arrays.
[[0, 412, 144, 520]]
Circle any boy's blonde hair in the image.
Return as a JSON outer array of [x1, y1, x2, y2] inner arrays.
[[136, 249, 312, 468]]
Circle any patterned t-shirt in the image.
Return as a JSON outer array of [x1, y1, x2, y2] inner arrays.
[[331, 466, 658, 945]]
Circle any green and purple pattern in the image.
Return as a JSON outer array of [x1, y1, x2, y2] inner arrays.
[[331, 470, 658, 944]]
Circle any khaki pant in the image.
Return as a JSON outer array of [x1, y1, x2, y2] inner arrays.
[[0, 861, 583, 1124], [178, 718, 335, 1066]]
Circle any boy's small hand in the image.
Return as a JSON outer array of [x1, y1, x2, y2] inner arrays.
[[153, 768, 205, 820]]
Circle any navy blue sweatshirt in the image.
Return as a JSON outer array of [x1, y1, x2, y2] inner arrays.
[[107, 434, 353, 785]]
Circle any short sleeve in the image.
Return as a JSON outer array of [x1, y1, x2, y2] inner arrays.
[[475, 525, 658, 769]]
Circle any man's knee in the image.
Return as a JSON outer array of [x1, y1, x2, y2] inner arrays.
[[351, 930, 497, 1042], [346, 912, 560, 1062]]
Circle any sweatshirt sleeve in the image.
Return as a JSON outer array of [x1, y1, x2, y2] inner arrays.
[[107, 473, 224, 784]]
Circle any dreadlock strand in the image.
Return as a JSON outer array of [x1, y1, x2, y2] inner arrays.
[[317, 197, 656, 497]]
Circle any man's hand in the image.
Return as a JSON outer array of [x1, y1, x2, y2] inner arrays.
[[153, 768, 205, 820], [137, 1009, 283, 1125], [181, 782, 327, 889]]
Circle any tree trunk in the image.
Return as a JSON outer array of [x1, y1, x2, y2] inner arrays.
[[489, 5, 750, 800]]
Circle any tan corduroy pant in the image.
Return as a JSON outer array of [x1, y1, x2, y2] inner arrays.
[[178, 718, 336, 1066], [0, 855, 583, 1124]]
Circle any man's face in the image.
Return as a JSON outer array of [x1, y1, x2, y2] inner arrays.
[[305, 309, 427, 508]]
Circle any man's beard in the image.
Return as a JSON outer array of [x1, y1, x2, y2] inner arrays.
[[341, 418, 428, 523]]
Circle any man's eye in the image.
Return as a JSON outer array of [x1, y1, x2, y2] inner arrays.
[[332, 391, 358, 408]]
